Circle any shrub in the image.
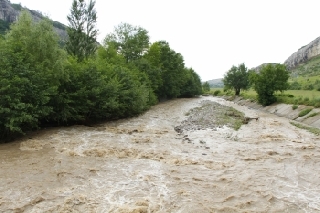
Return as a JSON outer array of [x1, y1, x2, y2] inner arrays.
[[298, 108, 313, 117], [292, 105, 298, 110], [303, 84, 314, 90], [213, 90, 221, 96], [289, 81, 301, 90]]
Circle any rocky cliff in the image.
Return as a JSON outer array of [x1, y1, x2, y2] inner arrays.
[[284, 36, 320, 70], [0, 0, 18, 22], [0, 0, 67, 39]]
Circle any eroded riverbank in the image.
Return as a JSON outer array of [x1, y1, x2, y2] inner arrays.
[[1, 96, 320, 212]]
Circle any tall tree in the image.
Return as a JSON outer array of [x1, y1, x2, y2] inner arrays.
[[104, 23, 149, 63], [250, 64, 289, 106], [66, 0, 97, 61], [156, 41, 185, 99], [223, 63, 249, 95], [0, 11, 65, 139]]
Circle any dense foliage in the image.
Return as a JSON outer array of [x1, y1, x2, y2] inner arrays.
[[0, 8, 202, 141], [0, 19, 10, 35], [250, 64, 289, 106], [223, 63, 249, 95]]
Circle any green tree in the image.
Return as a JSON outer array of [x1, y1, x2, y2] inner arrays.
[[179, 68, 202, 97], [66, 0, 98, 61], [202, 81, 210, 93], [250, 64, 289, 106], [223, 63, 249, 95], [104, 23, 149, 63], [0, 11, 65, 139], [155, 41, 185, 99]]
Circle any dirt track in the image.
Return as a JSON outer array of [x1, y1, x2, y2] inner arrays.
[[1, 96, 320, 212]]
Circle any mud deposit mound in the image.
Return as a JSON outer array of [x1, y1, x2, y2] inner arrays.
[[174, 100, 246, 133], [1, 97, 320, 213]]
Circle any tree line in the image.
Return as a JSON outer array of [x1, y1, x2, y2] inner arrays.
[[223, 63, 289, 106], [0, 0, 202, 141]]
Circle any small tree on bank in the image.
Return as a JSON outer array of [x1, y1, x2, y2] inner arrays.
[[223, 63, 249, 95], [202, 81, 210, 93], [250, 63, 289, 106]]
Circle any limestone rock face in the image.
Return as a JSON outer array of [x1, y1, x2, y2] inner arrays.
[[0, 0, 67, 40], [0, 0, 18, 22], [284, 37, 320, 69]]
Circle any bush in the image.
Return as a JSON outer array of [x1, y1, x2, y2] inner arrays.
[[303, 84, 314, 90], [292, 105, 298, 110], [289, 81, 301, 90], [298, 108, 313, 117], [213, 90, 221, 96]]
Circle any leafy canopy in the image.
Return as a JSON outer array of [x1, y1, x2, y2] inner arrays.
[[104, 23, 149, 63], [250, 63, 289, 106], [223, 63, 249, 95], [66, 0, 98, 62]]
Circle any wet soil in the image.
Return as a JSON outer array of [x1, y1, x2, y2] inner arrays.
[[1, 96, 320, 213]]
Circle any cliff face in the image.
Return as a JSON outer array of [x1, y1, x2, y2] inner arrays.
[[284, 37, 320, 70], [0, 0, 18, 22], [0, 0, 67, 39]]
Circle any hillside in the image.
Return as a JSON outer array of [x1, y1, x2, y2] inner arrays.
[[0, 0, 67, 40], [289, 54, 320, 77], [207, 78, 223, 88], [284, 36, 320, 71]]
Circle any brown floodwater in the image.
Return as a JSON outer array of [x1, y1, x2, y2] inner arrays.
[[1, 96, 320, 213]]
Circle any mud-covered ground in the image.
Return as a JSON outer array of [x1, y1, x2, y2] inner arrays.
[[1, 96, 320, 213]]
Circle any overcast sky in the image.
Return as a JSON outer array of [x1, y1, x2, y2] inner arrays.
[[10, 0, 320, 81]]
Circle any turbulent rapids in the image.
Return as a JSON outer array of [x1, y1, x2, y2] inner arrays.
[[1, 96, 320, 213]]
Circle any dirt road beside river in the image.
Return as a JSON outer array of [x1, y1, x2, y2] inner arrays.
[[1, 96, 320, 212]]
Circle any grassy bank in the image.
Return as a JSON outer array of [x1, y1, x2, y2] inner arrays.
[[207, 88, 320, 107]]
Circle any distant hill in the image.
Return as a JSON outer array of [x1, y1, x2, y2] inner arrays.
[[206, 78, 224, 88], [0, 0, 67, 40]]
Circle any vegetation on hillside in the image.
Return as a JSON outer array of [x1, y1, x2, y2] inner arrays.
[[10, 3, 22, 11], [0, 0, 202, 142], [0, 19, 10, 35], [288, 55, 320, 91]]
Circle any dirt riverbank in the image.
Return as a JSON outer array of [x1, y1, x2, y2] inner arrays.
[[0, 96, 320, 212]]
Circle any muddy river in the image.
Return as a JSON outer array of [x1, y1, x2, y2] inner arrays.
[[1, 96, 320, 213]]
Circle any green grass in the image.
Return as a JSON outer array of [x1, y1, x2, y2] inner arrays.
[[298, 108, 313, 117], [307, 112, 319, 118], [209, 88, 320, 107], [290, 122, 320, 135]]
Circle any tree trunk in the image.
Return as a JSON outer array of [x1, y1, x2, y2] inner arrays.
[[235, 88, 240, 96]]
